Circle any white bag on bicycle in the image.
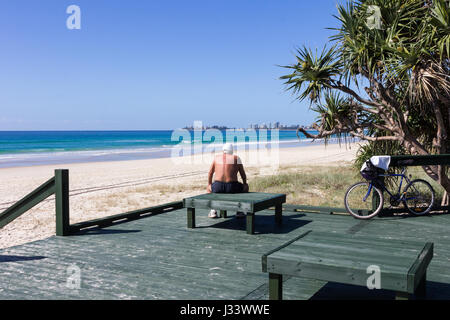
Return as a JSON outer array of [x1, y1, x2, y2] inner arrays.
[[369, 156, 391, 171], [360, 155, 391, 181]]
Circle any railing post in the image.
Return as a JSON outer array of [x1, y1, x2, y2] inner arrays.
[[372, 189, 382, 215], [55, 169, 70, 236]]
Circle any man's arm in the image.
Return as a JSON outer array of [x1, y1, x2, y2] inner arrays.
[[238, 163, 247, 185], [207, 160, 215, 192]]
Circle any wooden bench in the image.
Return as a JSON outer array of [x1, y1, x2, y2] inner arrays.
[[262, 231, 434, 300], [183, 192, 286, 234]]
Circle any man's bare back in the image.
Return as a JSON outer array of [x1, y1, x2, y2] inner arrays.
[[212, 153, 242, 183], [207, 148, 248, 193]]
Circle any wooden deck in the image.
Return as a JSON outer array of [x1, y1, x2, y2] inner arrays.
[[1, 205, 450, 300]]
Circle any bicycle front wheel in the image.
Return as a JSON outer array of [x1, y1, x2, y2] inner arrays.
[[403, 179, 435, 215], [344, 182, 384, 219]]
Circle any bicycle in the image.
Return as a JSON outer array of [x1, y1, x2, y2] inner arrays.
[[344, 163, 435, 219]]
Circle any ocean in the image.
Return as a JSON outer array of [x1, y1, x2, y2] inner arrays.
[[0, 130, 325, 168]]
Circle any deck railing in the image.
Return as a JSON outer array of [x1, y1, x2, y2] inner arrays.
[[1, 155, 448, 236], [0, 169, 183, 236], [0, 169, 70, 235], [284, 154, 450, 216], [374, 154, 450, 214]]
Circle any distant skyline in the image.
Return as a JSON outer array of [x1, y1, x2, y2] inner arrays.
[[0, 1, 344, 130]]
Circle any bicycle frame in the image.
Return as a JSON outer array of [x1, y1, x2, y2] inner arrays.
[[365, 167, 411, 201]]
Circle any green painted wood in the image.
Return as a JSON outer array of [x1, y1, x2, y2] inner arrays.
[[395, 291, 410, 300], [0, 176, 55, 229], [263, 231, 433, 296], [69, 201, 183, 232], [183, 192, 286, 213], [269, 273, 282, 300], [1, 204, 450, 300], [275, 204, 282, 225], [246, 213, 255, 234], [55, 169, 70, 236], [220, 210, 227, 218], [407, 242, 433, 293], [390, 154, 450, 167], [253, 194, 286, 212], [187, 207, 195, 228], [415, 272, 427, 297], [283, 204, 348, 214], [262, 230, 312, 272], [183, 192, 286, 234]]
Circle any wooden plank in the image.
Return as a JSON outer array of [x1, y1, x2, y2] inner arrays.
[[390, 154, 450, 167], [55, 169, 70, 236], [269, 273, 282, 300], [187, 207, 195, 228], [184, 198, 253, 212], [275, 204, 282, 225], [266, 254, 409, 292], [295, 232, 428, 252], [246, 213, 255, 234], [264, 231, 432, 293], [262, 230, 312, 272], [0, 177, 55, 229], [407, 242, 434, 294], [69, 201, 183, 232], [183, 192, 286, 213], [282, 204, 349, 215], [0, 202, 448, 300], [252, 194, 286, 212]]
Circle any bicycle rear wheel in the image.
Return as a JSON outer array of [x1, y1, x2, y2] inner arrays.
[[403, 179, 435, 215], [344, 182, 384, 219]]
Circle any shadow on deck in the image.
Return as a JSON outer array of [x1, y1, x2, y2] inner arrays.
[[1, 205, 450, 300]]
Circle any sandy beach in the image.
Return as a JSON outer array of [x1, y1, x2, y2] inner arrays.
[[0, 142, 360, 249]]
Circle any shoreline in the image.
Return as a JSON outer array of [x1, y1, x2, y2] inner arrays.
[[0, 137, 358, 169]]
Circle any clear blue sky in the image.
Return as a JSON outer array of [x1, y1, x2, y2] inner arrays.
[[0, 0, 343, 130]]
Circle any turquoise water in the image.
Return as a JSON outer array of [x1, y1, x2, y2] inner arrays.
[[0, 130, 321, 168]]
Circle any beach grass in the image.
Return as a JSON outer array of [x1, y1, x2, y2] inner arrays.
[[249, 165, 445, 208], [249, 165, 358, 207]]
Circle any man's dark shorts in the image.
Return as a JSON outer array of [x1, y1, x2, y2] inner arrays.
[[211, 181, 244, 194]]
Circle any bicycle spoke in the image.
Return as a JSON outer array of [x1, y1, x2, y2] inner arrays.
[[345, 182, 383, 219], [403, 179, 435, 215]]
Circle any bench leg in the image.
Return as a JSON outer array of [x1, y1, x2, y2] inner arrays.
[[246, 213, 255, 235], [415, 272, 427, 298], [187, 208, 195, 228], [220, 210, 227, 218], [269, 273, 282, 300], [275, 204, 282, 225]]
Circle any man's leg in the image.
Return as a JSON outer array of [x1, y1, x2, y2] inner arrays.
[[208, 182, 222, 218]]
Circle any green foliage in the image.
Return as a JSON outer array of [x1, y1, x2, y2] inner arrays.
[[280, 0, 450, 192], [280, 46, 342, 103]]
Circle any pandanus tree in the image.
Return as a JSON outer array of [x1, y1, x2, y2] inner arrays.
[[281, 0, 450, 203]]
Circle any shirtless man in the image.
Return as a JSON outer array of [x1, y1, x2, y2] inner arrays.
[[206, 143, 249, 218]]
